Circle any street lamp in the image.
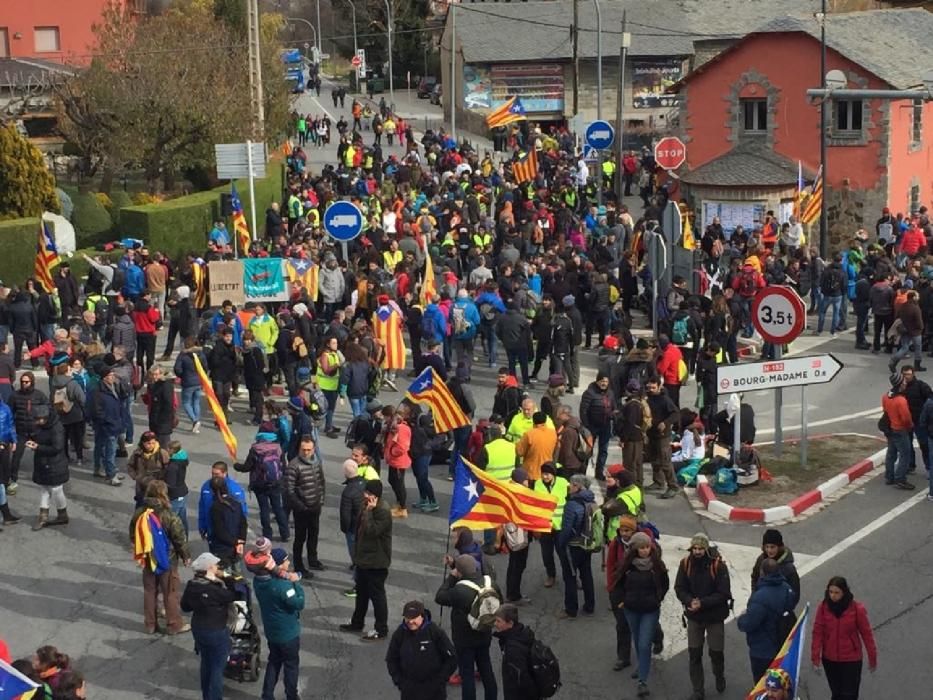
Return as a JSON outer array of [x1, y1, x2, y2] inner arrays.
[[316, 0, 322, 56], [383, 0, 394, 101], [287, 17, 317, 58]]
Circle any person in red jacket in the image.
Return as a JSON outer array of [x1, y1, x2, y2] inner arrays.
[[881, 372, 915, 490], [132, 290, 162, 373], [811, 576, 877, 700], [655, 335, 684, 408], [898, 220, 925, 259], [382, 404, 412, 519]]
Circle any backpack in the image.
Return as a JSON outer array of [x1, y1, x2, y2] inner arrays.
[[251, 442, 284, 489], [712, 467, 738, 495], [135, 509, 172, 576], [529, 639, 562, 698], [503, 522, 529, 551], [479, 302, 499, 323], [776, 608, 798, 645], [456, 575, 501, 631], [821, 268, 843, 296], [671, 316, 689, 345], [451, 304, 470, 336], [367, 364, 383, 399], [110, 266, 126, 294], [738, 269, 758, 297], [421, 311, 436, 338], [574, 424, 594, 463], [638, 398, 653, 434], [573, 501, 605, 552], [53, 386, 73, 414]]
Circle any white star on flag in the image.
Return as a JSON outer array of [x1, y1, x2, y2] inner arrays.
[[292, 259, 309, 272], [463, 480, 479, 501]]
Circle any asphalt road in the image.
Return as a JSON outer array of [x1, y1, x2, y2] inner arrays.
[[1, 82, 929, 700]]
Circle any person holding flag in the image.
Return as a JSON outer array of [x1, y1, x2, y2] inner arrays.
[[738, 558, 798, 685], [372, 294, 406, 391]]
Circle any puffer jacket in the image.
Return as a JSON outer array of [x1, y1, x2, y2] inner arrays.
[[318, 265, 345, 304], [751, 548, 801, 608], [615, 551, 670, 613], [811, 598, 878, 667], [146, 378, 176, 435], [173, 346, 207, 388], [674, 553, 732, 624], [284, 453, 325, 512], [386, 611, 458, 700], [0, 402, 17, 443], [32, 417, 69, 487], [496, 309, 530, 351], [339, 475, 365, 534], [7, 383, 49, 438], [737, 572, 796, 659], [110, 313, 137, 356]]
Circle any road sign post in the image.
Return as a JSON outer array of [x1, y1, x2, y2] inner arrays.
[[654, 136, 686, 170], [323, 200, 364, 264], [585, 121, 614, 207]]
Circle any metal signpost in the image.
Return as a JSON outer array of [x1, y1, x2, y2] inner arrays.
[[585, 120, 614, 206], [644, 221, 667, 339], [215, 141, 267, 254], [323, 200, 364, 263]]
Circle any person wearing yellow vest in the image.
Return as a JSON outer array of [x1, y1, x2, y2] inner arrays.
[[602, 156, 617, 191], [382, 241, 403, 272], [471, 230, 492, 251], [474, 425, 517, 482], [602, 465, 646, 542], [344, 143, 356, 168], [507, 398, 555, 442], [533, 462, 569, 588], [350, 444, 381, 480], [316, 336, 344, 438], [249, 303, 279, 388]]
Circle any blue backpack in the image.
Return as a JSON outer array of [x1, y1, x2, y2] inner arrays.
[[147, 511, 172, 575], [712, 467, 739, 495]]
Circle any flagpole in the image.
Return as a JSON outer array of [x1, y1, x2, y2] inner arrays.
[[818, 0, 828, 258], [230, 179, 239, 259]]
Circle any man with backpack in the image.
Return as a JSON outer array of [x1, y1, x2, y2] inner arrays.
[[737, 558, 798, 685], [674, 532, 732, 700], [556, 474, 597, 619], [237, 426, 289, 542], [493, 604, 560, 700], [816, 254, 848, 337], [451, 290, 481, 381], [434, 554, 500, 700]]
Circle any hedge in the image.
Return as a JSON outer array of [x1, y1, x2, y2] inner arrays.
[[0, 218, 41, 287], [120, 163, 284, 259], [71, 191, 114, 247]]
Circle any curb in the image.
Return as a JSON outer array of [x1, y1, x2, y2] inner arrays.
[[695, 446, 887, 523]]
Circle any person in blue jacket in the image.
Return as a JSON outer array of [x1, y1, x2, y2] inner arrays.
[[420, 302, 447, 346], [737, 558, 797, 684], [211, 300, 244, 347], [253, 548, 305, 700], [0, 400, 21, 526], [122, 261, 145, 303], [557, 474, 596, 618], [474, 284, 507, 368], [198, 460, 247, 540], [450, 290, 481, 379]]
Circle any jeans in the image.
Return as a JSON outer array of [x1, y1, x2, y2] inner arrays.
[[854, 306, 870, 346], [351, 567, 389, 635], [349, 396, 366, 419], [182, 386, 202, 424], [322, 389, 338, 431], [455, 643, 498, 700], [94, 433, 118, 478], [817, 294, 842, 333], [623, 608, 661, 684], [40, 323, 56, 343], [292, 508, 321, 570], [171, 496, 189, 537], [893, 334, 923, 366], [452, 337, 475, 377], [192, 626, 230, 700], [261, 636, 300, 700], [481, 323, 497, 366], [559, 546, 594, 615], [256, 488, 290, 540], [506, 347, 530, 384], [885, 430, 912, 483], [411, 454, 435, 503], [811, 286, 824, 313], [594, 424, 612, 475], [122, 395, 134, 443]]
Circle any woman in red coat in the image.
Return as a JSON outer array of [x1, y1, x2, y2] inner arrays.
[[811, 576, 878, 699]]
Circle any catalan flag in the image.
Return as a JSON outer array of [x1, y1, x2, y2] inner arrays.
[[373, 300, 407, 370], [192, 259, 208, 310], [192, 353, 237, 461], [0, 658, 40, 700], [680, 202, 697, 250], [449, 456, 557, 533], [486, 96, 527, 129], [420, 252, 436, 305], [281, 140, 292, 157], [746, 603, 809, 700], [405, 367, 470, 434], [512, 148, 538, 184], [285, 257, 319, 302], [800, 166, 822, 225], [231, 183, 252, 257], [34, 220, 59, 293]]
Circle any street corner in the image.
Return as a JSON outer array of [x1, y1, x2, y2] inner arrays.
[[686, 433, 886, 525]]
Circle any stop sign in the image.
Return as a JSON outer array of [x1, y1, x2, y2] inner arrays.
[[351, 55, 362, 67], [654, 136, 686, 170]]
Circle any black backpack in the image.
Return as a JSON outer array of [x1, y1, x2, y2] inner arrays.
[[821, 268, 843, 296], [529, 638, 561, 698]]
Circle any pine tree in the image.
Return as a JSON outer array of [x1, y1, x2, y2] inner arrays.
[[0, 124, 59, 220]]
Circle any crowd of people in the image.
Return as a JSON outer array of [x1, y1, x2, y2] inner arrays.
[[1, 86, 920, 700]]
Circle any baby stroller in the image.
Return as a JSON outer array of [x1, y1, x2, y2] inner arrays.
[[224, 574, 262, 682]]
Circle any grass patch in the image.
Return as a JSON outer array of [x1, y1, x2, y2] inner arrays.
[[717, 434, 884, 509]]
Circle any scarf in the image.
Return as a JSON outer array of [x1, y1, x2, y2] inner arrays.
[[632, 555, 654, 572], [826, 591, 853, 618]]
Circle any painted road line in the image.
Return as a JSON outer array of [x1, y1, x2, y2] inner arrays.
[[757, 407, 879, 435], [798, 490, 927, 577]]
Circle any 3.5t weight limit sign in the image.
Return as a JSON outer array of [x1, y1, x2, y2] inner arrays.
[[752, 286, 805, 345]]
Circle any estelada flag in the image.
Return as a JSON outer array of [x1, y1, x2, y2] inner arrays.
[[512, 148, 538, 184], [486, 96, 527, 129], [231, 182, 251, 257], [680, 202, 697, 250], [285, 257, 319, 302], [405, 367, 470, 434], [420, 252, 436, 306], [745, 603, 810, 700], [373, 301, 407, 370], [34, 220, 60, 293], [800, 167, 823, 225], [449, 456, 557, 533], [192, 353, 237, 461]]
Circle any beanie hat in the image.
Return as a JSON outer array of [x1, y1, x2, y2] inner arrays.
[[253, 537, 273, 555], [343, 459, 359, 480], [890, 372, 903, 388], [270, 548, 288, 565], [762, 528, 784, 547], [511, 468, 529, 484], [50, 351, 70, 367], [570, 474, 590, 490], [454, 554, 477, 577], [618, 515, 638, 533], [364, 480, 383, 498], [690, 532, 710, 550], [288, 396, 305, 412], [602, 336, 620, 351], [540, 462, 557, 477], [630, 531, 652, 550], [547, 373, 565, 388], [378, 294, 390, 305]]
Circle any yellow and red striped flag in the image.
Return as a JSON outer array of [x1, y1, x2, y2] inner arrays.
[[405, 367, 470, 434], [35, 221, 59, 292], [420, 252, 436, 306], [512, 148, 538, 184], [285, 257, 319, 302], [486, 96, 527, 129], [800, 166, 823, 225], [281, 140, 292, 157], [373, 300, 407, 370], [192, 353, 237, 461], [449, 456, 557, 533], [231, 183, 251, 257]]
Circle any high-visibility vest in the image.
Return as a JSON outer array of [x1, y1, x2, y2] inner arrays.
[[534, 476, 569, 530], [383, 249, 403, 272], [472, 232, 492, 249], [607, 485, 645, 537], [316, 351, 340, 391], [484, 438, 517, 481], [85, 293, 104, 312], [358, 465, 380, 482]]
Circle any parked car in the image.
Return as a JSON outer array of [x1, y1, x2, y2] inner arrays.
[[429, 83, 442, 106], [417, 76, 437, 99]]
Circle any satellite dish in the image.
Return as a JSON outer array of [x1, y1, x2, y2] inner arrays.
[[825, 69, 847, 91]]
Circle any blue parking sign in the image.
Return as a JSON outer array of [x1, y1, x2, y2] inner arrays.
[[585, 120, 614, 151]]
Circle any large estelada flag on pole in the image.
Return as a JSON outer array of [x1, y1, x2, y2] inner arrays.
[[800, 167, 823, 225], [745, 603, 810, 700], [373, 300, 407, 370], [34, 220, 60, 293], [231, 182, 251, 257], [449, 456, 557, 533], [192, 353, 237, 461], [512, 148, 538, 184], [486, 96, 527, 129], [405, 367, 470, 434], [420, 252, 436, 305], [285, 257, 319, 302]]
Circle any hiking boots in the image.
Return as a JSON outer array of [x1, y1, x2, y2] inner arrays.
[[47, 508, 69, 526], [391, 506, 409, 518], [1, 504, 21, 524], [33, 508, 49, 531]]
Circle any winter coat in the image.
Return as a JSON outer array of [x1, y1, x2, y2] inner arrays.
[[209, 495, 248, 558], [8, 296, 37, 335], [386, 612, 458, 700], [354, 499, 392, 569], [208, 341, 238, 384], [49, 374, 86, 425], [452, 298, 481, 341], [8, 386, 49, 437], [811, 599, 878, 667], [173, 347, 207, 388], [339, 475, 365, 534], [0, 401, 16, 443], [111, 313, 137, 355], [615, 552, 669, 613], [242, 345, 267, 391], [129, 498, 189, 564], [556, 417, 585, 473], [127, 447, 170, 499], [165, 452, 189, 500], [240, 436, 285, 493], [318, 265, 345, 304], [496, 309, 531, 352], [197, 475, 247, 538], [31, 418, 69, 487], [253, 572, 305, 644], [340, 360, 371, 399], [646, 390, 680, 436], [146, 378, 176, 435], [897, 299, 924, 336], [579, 382, 616, 431], [384, 421, 412, 469], [751, 548, 801, 608], [435, 572, 498, 649], [131, 299, 160, 335], [421, 303, 448, 343], [181, 575, 237, 631], [495, 623, 541, 700], [656, 343, 684, 387], [558, 488, 595, 549], [91, 383, 124, 438], [737, 572, 796, 659], [285, 454, 325, 512], [869, 281, 895, 316], [674, 553, 732, 624]]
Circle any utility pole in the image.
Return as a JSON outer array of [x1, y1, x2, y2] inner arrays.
[[572, 0, 579, 118], [819, 0, 828, 257], [383, 0, 394, 102], [614, 11, 630, 205], [594, 0, 603, 206], [450, 1, 456, 141], [246, 0, 265, 138], [316, 0, 323, 57]]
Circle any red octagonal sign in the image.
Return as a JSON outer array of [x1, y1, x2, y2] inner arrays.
[[654, 136, 686, 170]]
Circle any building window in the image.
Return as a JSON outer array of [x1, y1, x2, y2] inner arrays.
[[34, 26, 60, 53], [0, 28, 9, 58], [741, 99, 767, 133], [834, 100, 863, 135], [912, 99, 923, 146], [910, 184, 921, 215]]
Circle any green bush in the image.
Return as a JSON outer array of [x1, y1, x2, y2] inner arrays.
[[71, 191, 113, 246], [121, 191, 222, 260], [0, 218, 42, 287], [108, 190, 134, 228]]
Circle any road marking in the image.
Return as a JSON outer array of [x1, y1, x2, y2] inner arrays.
[[798, 491, 927, 577], [757, 407, 879, 435]]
